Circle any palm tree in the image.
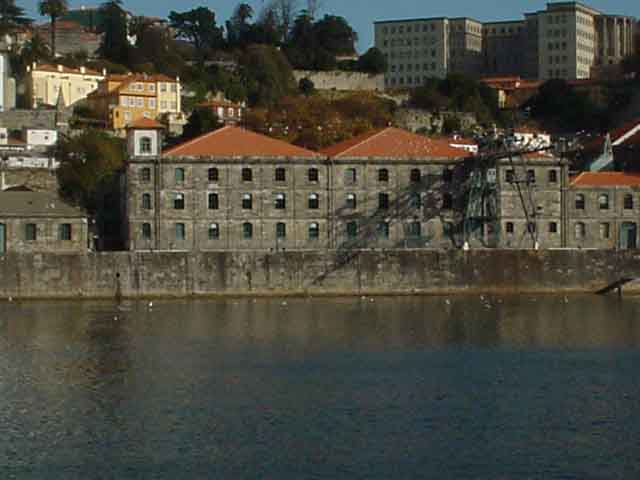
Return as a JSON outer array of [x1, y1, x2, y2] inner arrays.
[[0, 0, 31, 36], [38, 0, 68, 58], [21, 34, 50, 65]]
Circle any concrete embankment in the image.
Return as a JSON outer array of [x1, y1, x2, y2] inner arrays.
[[1, 249, 639, 300]]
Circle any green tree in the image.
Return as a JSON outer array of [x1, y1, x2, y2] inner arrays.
[[56, 130, 125, 213], [0, 0, 31, 36], [226, 3, 253, 47], [298, 77, 314, 96], [98, 0, 130, 65], [312, 15, 356, 56], [38, 0, 68, 58], [241, 44, 295, 106], [182, 107, 221, 141], [18, 34, 50, 66], [357, 47, 386, 74], [169, 7, 224, 56]]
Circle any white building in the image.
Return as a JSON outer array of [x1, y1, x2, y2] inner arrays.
[[26, 63, 105, 109]]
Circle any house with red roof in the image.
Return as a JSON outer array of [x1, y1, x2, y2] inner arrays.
[[582, 119, 640, 172]]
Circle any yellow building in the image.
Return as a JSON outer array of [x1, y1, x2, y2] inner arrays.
[[26, 62, 105, 108], [87, 73, 183, 133]]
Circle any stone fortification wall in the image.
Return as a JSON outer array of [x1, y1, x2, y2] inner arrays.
[[293, 70, 384, 92], [1, 249, 639, 299]]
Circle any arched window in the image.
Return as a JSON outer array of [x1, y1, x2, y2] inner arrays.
[[174, 193, 184, 209], [139, 167, 151, 182], [208, 223, 219, 240], [274, 193, 286, 209], [242, 193, 252, 209], [242, 222, 253, 239], [142, 193, 152, 210], [276, 222, 286, 239], [139, 136, 152, 154], [505, 222, 514, 234], [345, 168, 357, 184], [575, 222, 586, 239], [175, 223, 185, 240], [346, 193, 356, 209], [548, 170, 558, 183], [598, 193, 609, 210], [175, 168, 185, 183], [308, 193, 319, 209], [241, 167, 252, 182], [309, 222, 319, 239], [624, 194, 633, 210], [575, 194, 585, 210]]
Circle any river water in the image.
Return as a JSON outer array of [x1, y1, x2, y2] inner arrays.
[[1, 295, 640, 479]]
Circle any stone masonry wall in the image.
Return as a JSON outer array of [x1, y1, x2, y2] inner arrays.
[[1, 249, 639, 299], [293, 70, 384, 92]]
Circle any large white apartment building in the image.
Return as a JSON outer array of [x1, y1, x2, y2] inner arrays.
[[374, 1, 637, 87]]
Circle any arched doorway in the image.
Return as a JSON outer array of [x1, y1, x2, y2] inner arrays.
[[620, 223, 637, 250]]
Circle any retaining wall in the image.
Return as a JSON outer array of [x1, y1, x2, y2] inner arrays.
[[1, 249, 639, 299]]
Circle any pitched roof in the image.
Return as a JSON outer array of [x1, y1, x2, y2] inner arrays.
[[0, 192, 86, 218], [126, 118, 165, 129], [584, 119, 640, 152], [163, 126, 320, 158], [31, 63, 103, 76], [570, 172, 640, 187], [321, 128, 468, 159]]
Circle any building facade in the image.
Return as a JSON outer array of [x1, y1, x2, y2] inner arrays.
[[87, 73, 183, 133], [26, 63, 105, 109], [374, 1, 637, 85], [0, 191, 88, 254]]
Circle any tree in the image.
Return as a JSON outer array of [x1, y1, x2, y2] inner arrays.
[[312, 15, 357, 56], [305, 0, 323, 20], [18, 34, 50, 66], [38, 0, 68, 58], [0, 0, 31, 36], [98, 0, 130, 65], [226, 3, 253, 47], [357, 47, 386, 74], [56, 129, 125, 213], [169, 7, 224, 55], [182, 107, 221, 141], [241, 44, 295, 106], [298, 77, 314, 96], [265, 0, 298, 42]]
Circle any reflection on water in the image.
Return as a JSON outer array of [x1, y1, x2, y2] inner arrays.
[[1, 296, 640, 479]]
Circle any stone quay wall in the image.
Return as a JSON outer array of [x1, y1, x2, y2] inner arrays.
[[1, 249, 640, 300]]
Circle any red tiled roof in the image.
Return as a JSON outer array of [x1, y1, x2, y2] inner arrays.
[[321, 128, 468, 159], [126, 118, 165, 129], [570, 172, 640, 187], [584, 119, 640, 152], [163, 126, 320, 158], [31, 63, 103, 76]]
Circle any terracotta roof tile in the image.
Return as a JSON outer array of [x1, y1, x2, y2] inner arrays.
[[321, 128, 468, 159], [126, 118, 165, 129], [570, 172, 640, 187], [163, 126, 320, 158], [32, 63, 103, 76]]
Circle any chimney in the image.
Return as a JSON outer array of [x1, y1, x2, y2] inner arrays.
[[57, 64, 63, 72]]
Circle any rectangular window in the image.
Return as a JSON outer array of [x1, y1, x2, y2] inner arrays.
[[600, 223, 610, 239], [309, 223, 320, 240], [346, 221, 358, 239], [275, 167, 286, 182], [25, 223, 37, 241], [527, 170, 536, 184], [377, 222, 390, 238], [208, 223, 219, 240], [506, 222, 514, 234], [175, 223, 185, 241], [208, 193, 219, 210], [208, 168, 219, 182], [148, 98, 157, 109], [142, 223, 152, 240], [175, 168, 185, 183], [549, 222, 558, 234], [139, 167, 151, 182], [346, 193, 356, 210], [276, 222, 286, 239], [275, 193, 286, 209], [378, 169, 389, 182], [378, 193, 390, 210], [59, 223, 72, 241], [174, 193, 185, 209], [506, 170, 515, 183], [242, 168, 252, 182], [409, 221, 421, 238], [242, 194, 252, 210], [142, 193, 152, 210], [308, 168, 319, 182], [345, 168, 357, 184]]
